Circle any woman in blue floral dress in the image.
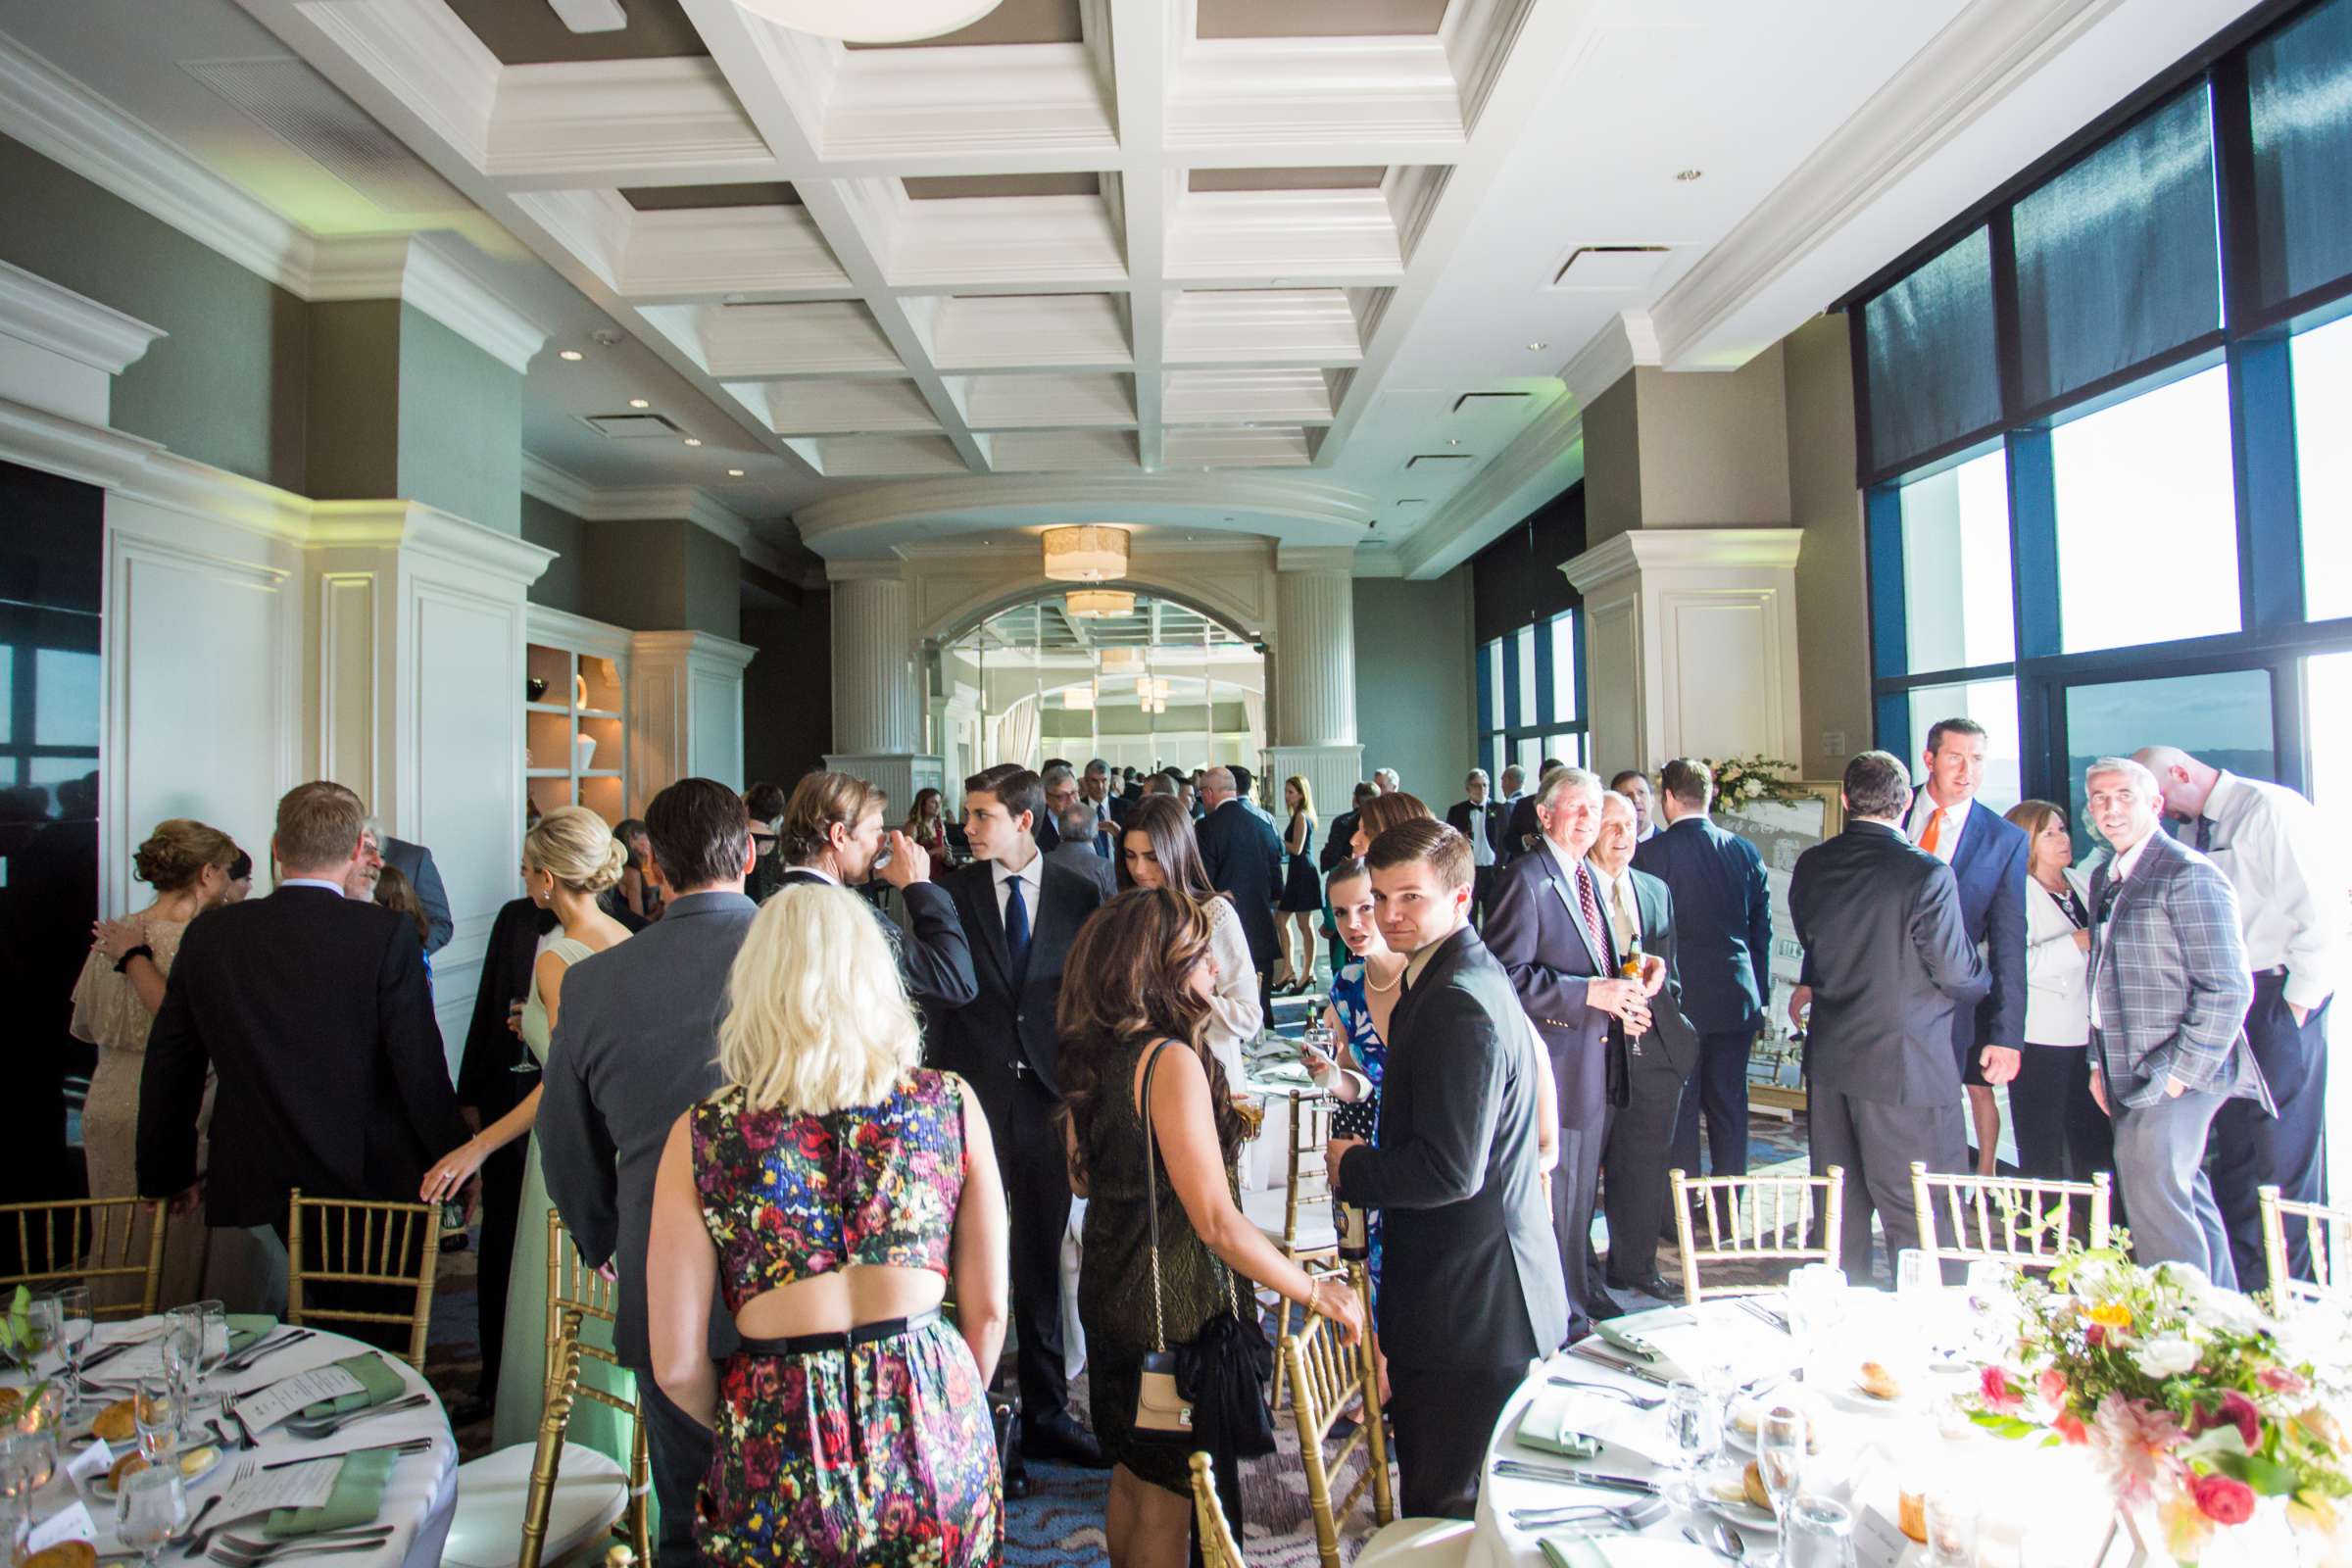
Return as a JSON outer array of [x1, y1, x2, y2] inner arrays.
[[644, 883, 1008, 1566], [1301, 858, 1409, 1321]]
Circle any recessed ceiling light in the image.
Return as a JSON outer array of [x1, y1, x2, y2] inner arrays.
[[1676, 169, 1703, 182], [1447, 437, 1461, 446], [683, 437, 703, 447], [628, 397, 650, 409], [726, 467, 745, 477], [558, 349, 584, 362], [1527, 341, 1548, 351]]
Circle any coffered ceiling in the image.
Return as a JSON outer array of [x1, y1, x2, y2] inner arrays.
[[0, 0, 2268, 576]]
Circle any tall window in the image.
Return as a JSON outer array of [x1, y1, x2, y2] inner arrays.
[[1477, 610, 1585, 787], [2294, 313, 2352, 622]]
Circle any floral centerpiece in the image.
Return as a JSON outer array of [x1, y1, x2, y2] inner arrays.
[[1963, 1239, 2350, 1562], [1701, 755, 1808, 811]]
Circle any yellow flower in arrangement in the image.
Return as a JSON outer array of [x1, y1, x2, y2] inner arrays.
[[2159, 1493, 2215, 1560], [2287, 1494, 2339, 1536], [2087, 1301, 2133, 1331]]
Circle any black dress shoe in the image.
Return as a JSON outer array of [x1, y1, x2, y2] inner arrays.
[[1608, 1272, 1676, 1302], [1586, 1287, 1631, 1321], [1020, 1411, 1111, 1468]]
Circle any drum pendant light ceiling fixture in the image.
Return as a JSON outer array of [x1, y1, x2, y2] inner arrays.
[[1065, 589, 1136, 618], [730, 0, 1004, 44], [1041, 524, 1131, 584]]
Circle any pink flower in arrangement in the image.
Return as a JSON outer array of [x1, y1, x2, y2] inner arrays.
[[2037, 1368, 2068, 1407], [2054, 1410, 2090, 1446], [2190, 1391, 2262, 1450], [2084, 1322, 2107, 1349], [2192, 1473, 2257, 1525], [2093, 1394, 2186, 1502], [2258, 1366, 2309, 1396], [1980, 1367, 2023, 1411]]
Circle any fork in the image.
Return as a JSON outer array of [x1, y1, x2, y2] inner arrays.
[[1544, 1376, 1665, 1411], [1508, 1500, 1659, 1531], [221, 1331, 315, 1376], [207, 1528, 393, 1566], [284, 1393, 429, 1438]]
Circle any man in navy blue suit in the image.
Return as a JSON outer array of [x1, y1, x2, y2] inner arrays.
[[1635, 759, 1773, 1185], [1897, 717, 2028, 1175]]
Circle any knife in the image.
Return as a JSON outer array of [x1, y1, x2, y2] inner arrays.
[[1493, 1461, 1660, 1494], [1567, 1344, 1673, 1386]]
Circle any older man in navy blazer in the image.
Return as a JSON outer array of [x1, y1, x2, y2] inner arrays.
[[1900, 716, 2029, 1175], [1635, 759, 1772, 1185]]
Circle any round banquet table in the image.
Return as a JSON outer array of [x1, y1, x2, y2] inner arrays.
[[1465, 1293, 2122, 1568], [8, 1316, 458, 1568]]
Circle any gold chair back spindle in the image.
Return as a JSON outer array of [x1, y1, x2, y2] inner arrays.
[[1280, 1264, 1394, 1568], [1909, 1164, 2111, 1273], [0, 1198, 168, 1318], [1264, 1092, 1339, 1413], [518, 1306, 587, 1568], [542, 1208, 652, 1563], [1668, 1167, 1843, 1304], [2260, 1185, 2351, 1316], [283, 1190, 441, 1369], [1190, 1450, 1249, 1568]]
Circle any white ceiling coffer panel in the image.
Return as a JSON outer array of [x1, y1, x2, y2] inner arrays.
[[1163, 289, 1363, 367], [987, 428, 1140, 470], [486, 58, 775, 185], [784, 433, 970, 476], [1162, 368, 1335, 426], [1163, 185, 1408, 285], [880, 187, 1128, 289], [921, 293, 1133, 370], [643, 300, 905, 378], [1163, 425, 1313, 467], [951, 372, 1137, 429], [616, 205, 852, 299], [729, 377, 942, 435]]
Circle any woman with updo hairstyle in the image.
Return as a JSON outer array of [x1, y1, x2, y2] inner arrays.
[[417, 806, 636, 1454], [73, 817, 241, 1304]]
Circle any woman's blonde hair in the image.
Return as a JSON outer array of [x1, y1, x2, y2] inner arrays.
[[718, 883, 920, 1115], [524, 806, 626, 895], [134, 819, 239, 891]]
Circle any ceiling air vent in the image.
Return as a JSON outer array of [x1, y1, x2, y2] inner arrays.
[[1451, 390, 1532, 414], [1552, 245, 1673, 290], [583, 413, 685, 439], [1403, 453, 1474, 468], [181, 58, 465, 218]]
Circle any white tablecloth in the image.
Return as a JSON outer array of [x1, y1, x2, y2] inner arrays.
[[12, 1317, 458, 1568]]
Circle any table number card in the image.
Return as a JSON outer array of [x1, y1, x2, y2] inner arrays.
[[64, 1437, 113, 1487], [26, 1499, 96, 1553], [1854, 1502, 1917, 1568], [234, 1365, 368, 1432]]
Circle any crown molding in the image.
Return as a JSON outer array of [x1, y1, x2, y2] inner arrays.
[[519, 451, 597, 518], [1561, 526, 1805, 595], [1274, 544, 1357, 575], [307, 235, 548, 373], [632, 628, 758, 672], [309, 499, 558, 585], [517, 452, 795, 575], [793, 471, 1375, 552], [0, 261, 168, 374]]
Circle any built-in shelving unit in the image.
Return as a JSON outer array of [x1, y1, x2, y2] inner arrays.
[[523, 607, 634, 828]]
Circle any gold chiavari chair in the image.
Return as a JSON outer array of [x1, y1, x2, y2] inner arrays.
[[282, 1190, 441, 1368], [1243, 1091, 1338, 1410], [1191, 1451, 1248, 1568], [2260, 1185, 2352, 1316], [0, 1198, 167, 1319], [1909, 1163, 2110, 1273], [544, 1211, 651, 1563], [1669, 1167, 1843, 1305], [446, 1302, 635, 1568], [1282, 1264, 1473, 1568]]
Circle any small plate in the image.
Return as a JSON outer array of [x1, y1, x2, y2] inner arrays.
[[1829, 1380, 1922, 1418], [1698, 1475, 1781, 1535], [91, 1444, 224, 1500]]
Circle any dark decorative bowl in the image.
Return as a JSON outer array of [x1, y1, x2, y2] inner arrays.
[[526, 676, 549, 702]]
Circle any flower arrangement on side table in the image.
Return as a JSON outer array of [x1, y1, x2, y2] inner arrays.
[[1701, 755, 1809, 811], [1963, 1238, 2350, 1563]]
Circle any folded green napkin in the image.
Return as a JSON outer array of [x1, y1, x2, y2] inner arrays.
[[263, 1449, 395, 1539], [1538, 1535, 1606, 1568], [298, 1353, 405, 1419], [226, 1314, 276, 1353], [1518, 1392, 1604, 1459], [1251, 1062, 1315, 1087], [1595, 1319, 1659, 1362]]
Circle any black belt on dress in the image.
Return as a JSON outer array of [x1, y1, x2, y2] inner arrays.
[[735, 1307, 942, 1357]]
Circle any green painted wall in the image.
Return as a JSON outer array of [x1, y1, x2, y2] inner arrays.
[[396, 307, 520, 534], [520, 494, 590, 613], [680, 520, 742, 641], [1353, 568, 1474, 801], [0, 132, 307, 490], [305, 301, 401, 502]]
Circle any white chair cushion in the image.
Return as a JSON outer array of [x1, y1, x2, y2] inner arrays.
[[443, 1441, 629, 1568], [1240, 1184, 1341, 1254], [1356, 1515, 1475, 1568]]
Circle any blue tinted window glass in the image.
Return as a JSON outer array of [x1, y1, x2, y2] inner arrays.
[[1864, 227, 2001, 472]]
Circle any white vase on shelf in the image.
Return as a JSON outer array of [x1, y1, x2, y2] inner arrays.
[[573, 733, 598, 772]]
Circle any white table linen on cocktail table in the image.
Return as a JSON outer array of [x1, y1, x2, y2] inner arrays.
[[14, 1316, 458, 1568]]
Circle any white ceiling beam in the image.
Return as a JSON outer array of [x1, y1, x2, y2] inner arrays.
[[1108, 0, 1172, 471]]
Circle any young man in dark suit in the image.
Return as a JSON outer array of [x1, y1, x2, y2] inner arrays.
[[1329, 818, 1569, 1519], [1195, 764, 1286, 1025], [537, 778, 760, 1568], [932, 764, 1108, 1467], [1635, 759, 1774, 1186], [1788, 751, 1991, 1280], [137, 781, 468, 1307]]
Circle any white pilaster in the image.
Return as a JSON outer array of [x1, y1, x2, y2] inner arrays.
[[631, 629, 758, 805], [1563, 528, 1805, 781], [828, 563, 922, 755], [1269, 546, 1364, 812]]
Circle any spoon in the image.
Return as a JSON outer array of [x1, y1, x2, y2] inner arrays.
[[1685, 1517, 1747, 1560]]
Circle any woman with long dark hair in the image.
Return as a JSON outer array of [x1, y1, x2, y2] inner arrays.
[[1058, 890, 1362, 1568], [903, 786, 951, 873], [1116, 793, 1262, 1079]]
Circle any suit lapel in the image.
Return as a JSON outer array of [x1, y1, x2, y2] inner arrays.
[[1538, 849, 1607, 973], [1947, 799, 1984, 877], [1634, 872, 1666, 950], [967, 867, 1013, 986]]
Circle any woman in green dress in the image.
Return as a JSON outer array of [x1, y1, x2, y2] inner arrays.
[[419, 806, 635, 1459]]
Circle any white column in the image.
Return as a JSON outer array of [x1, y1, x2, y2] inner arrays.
[[631, 630, 757, 805], [825, 561, 942, 810], [1563, 528, 1805, 781], [1268, 546, 1364, 815]]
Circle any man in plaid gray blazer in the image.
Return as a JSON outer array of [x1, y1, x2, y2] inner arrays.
[[2083, 757, 2273, 1286]]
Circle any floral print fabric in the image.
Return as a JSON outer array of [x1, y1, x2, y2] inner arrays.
[[1327, 957, 1387, 1307]]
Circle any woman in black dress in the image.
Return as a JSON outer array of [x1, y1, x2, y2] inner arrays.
[[1275, 775, 1321, 994]]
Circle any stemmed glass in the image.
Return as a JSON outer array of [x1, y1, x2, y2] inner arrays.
[[51, 1286, 93, 1415], [116, 1466, 189, 1568], [1756, 1404, 1809, 1568], [133, 1376, 180, 1463], [17, 1293, 59, 1374], [1783, 1494, 1858, 1568], [1663, 1379, 1724, 1520], [0, 1426, 59, 1559]]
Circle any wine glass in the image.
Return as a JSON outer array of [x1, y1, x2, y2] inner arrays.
[[0, 1428, 55, 1560], [18, 1293, 59, 1369], [161, 1308, 204, 1416], [1663, 1379, 1723, 1518], [51, 1286, 93, 1414], [1757, 1404, 1809, 1567], [116, 1465, 189, 1568], [182, 1300, 227, 1414], [132, 1375, 180, 1463], [1783, 1494, 1858, 1568], [510, 995, 540, 1075]]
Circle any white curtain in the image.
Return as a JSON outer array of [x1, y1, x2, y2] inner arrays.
[[1238, 688, 1265, 751], [994, 698, 1041, 772]]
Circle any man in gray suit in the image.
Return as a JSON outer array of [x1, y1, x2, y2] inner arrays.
[[537, 778, 757, 1568], [2082, 757, 2270, 1285], [1046, 801, 1119, 900], [378, 835, 452, 955]]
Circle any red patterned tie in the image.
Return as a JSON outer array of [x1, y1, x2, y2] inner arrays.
[[1575, 863, 1613, 970]]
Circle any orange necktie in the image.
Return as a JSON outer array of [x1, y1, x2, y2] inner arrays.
[[1919, 808, 1942, 855]]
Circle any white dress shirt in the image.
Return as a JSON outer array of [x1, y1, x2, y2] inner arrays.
[[2200, 771, 2346, 1010], [1906, 790, 1968, 862], [278, 877, 345, 896], [992, 853, 1043, 926], [1586, 858, 1641, 955], [1464, 800, 1498, 867]]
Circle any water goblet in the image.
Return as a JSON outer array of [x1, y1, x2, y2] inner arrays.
[[18, 1293, 60, 1371], [0, 1428, 52, 1559], [51, 1286, 93, 1414], [132, 1375, 180, 1463], [115, 1465, 188, 1568], [1756, 1404, 1809, 1567], [1783, 1494, 1858, 1568], [1663, 1379, 1724, 1518], [182, 1299, 227, 1414]]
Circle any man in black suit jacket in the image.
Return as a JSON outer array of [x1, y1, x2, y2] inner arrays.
[[1788, 752, 1990, 1280], [775, 770, 976, 1006], [1446, 767, 1509, 912], [1636, 759, 1774, 1183], [1195, 764, 1285, 1024], [456, 890, 558, 1409], [378, 835, 453, 955], [1046, 802, 1121, 900], [539, 779, 758, 1568], [138, 782, 467, 1259], [1331, 819, 1568, 1519], [1486, 767, 1664, 1335], [1590, 794, 1698, 1298], [1503, 756, 1566, 861], [931, 765, 1107, 1466]]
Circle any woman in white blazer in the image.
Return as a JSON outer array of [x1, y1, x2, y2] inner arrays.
[[2004, 800, 2115, 1184]]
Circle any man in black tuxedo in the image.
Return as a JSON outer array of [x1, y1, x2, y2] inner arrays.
[[1485, 767, 1665, 1336], [1636, 759, 1774, 1185], [1788, 751, 1990, 1280], [932, 764, 1108, 1467], [1503, 756, 1566, 860], [1330, 819, 1568, 1519], [138, 782, 468, 1282], [1196, 764, 1286, 1026], [1446, 767, 1508, 913], [774, 770, 976, 1006], [539, 778, 758, 1567], [1589, 793, 1697, 1298], [456, 887, 558, 1413]]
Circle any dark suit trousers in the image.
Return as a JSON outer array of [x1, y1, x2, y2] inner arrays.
[[1390, 1363, 1522, 1519], [639, 1371, 715, 1568], [2210, 978, 2328, 1295], [2009, 1044, 2112, 1186], [1807, 1087, 1964, 1282], [1550, 1119, 1604, 1342], [1603, 1042, 1685, 1284], [1668, 1029, 1754, 1185], [996, 1077, 1074, 1425], [471, 1140, 530, 1396]]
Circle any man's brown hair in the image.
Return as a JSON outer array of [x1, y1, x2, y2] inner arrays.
[[780, 771, 883, 865], [646, 777, 752, 890], [275, 781, 366, 870], [1365, 817, 1473, 891]]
